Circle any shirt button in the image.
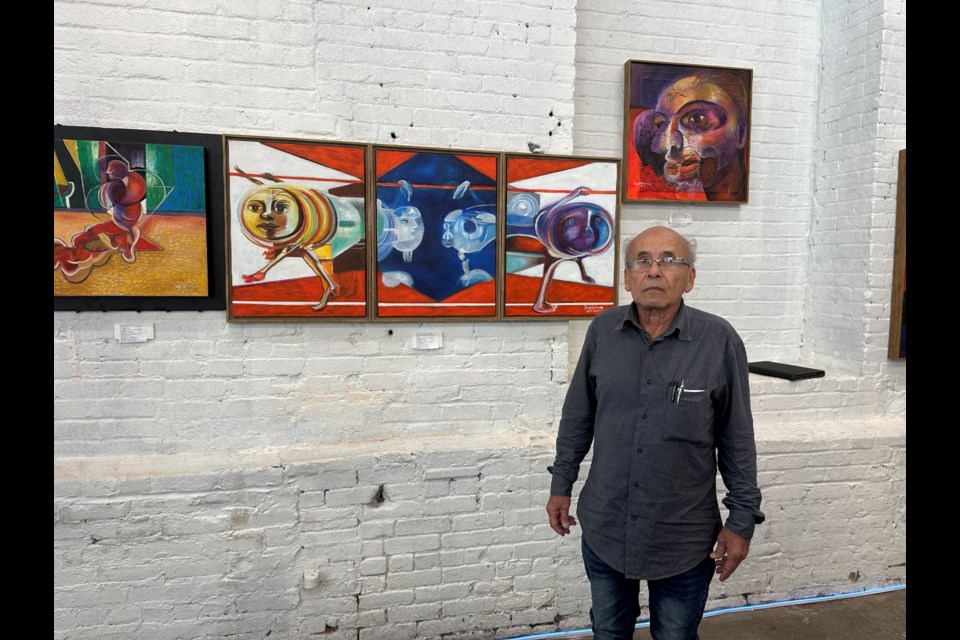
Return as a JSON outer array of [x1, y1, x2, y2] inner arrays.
[[636, 448, 642, 454], [646, 379, 651, 385], [633, 481, 639, 488], [631, 515, 637, 521], [641, 414, 647, 419]]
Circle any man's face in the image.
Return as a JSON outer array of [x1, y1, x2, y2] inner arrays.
[[651, 76, 747, 190], [240, 187, 302, 242], [623, 227, 696, 312]]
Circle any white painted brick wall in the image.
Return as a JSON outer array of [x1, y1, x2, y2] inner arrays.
[[862, 0, 906, 378], [55, 423, 904, 639], [55, 0, 577, 154], [55, 315, 571, 456], [55, 0, 906, 637], [805, 0, 906, 382]]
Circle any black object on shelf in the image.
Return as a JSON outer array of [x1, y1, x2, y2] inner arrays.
[[748, 361, 826, 381]]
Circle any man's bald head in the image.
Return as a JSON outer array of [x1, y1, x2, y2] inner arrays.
[[623, 227, 697, 267]]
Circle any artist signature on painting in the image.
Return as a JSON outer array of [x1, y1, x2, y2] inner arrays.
[[584, 304, 607, 314], [173, 284, 199, 292]]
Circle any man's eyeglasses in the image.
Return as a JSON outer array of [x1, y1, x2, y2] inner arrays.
[[625, 257, 693, 271]]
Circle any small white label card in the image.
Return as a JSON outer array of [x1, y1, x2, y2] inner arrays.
[[115, 324, 155, 343], [413, 331, 443, 350]]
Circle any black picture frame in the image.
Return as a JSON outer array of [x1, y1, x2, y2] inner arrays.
[[54, 124, 226, 311]]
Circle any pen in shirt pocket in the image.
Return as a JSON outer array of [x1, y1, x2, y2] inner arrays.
[[669, 379, 707, 405]]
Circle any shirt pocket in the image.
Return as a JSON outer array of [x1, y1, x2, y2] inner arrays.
[[662, 385, 713, 444]]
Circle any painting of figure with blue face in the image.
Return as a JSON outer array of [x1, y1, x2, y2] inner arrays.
[[505, 155, 620, 318], [375, 148, 499, 319]]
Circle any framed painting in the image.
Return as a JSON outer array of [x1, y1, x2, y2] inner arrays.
[[53, 125, 225, 311], [887, 149, 906, 360], [502, 154, 620, 319], [373, 146, 499, 320], [225, 136, 369, 321], [622, 60, 752, 204]]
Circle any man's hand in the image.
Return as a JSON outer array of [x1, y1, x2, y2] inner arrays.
[[546, 495, 577, 536], [710, 527, 750, 581]]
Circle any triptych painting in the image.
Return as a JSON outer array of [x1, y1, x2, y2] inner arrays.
[[223, 137, 621, 322]]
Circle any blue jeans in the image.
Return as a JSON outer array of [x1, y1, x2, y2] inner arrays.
[[581, 536, 714, 640]]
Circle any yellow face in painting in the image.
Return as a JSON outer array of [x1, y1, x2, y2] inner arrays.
[[240, 187, 302, 242]]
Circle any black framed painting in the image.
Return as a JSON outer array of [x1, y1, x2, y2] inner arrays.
[[54, 125, 225, 311]]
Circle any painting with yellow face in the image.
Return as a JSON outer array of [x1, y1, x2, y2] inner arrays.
[[240, 188, 303, 243], [225, 137, 368, 321], [622, 61, 752, 203]]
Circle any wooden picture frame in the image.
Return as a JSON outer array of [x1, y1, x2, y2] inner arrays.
[[224, 135, 370, 322], [887, 149, 906, 360], [54, 125, 225, 311], [622, 60, 753, 204], [502, 153, 621, 319]]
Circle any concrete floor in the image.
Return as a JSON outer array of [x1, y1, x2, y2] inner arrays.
[[567, 588, 906, 640]]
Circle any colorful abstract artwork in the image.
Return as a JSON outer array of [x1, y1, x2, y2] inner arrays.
[[226, 137, 368, 320], [374, 147, 499, 319], [623, 60, 752, 203], [54, 132, 211, 300], [503, 155, 619, 319]]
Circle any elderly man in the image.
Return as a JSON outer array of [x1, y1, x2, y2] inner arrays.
[[546, 226, 764, 640]]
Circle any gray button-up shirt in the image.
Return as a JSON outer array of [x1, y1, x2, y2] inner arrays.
[[549, 301, 764, 580]]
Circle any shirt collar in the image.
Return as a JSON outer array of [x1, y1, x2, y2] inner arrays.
[[616, 300, 693, 342]]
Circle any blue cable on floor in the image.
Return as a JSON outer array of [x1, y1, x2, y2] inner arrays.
[[501, 583, 906, 640]]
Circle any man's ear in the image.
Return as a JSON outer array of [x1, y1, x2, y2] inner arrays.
[[684, 267, 697, 293]]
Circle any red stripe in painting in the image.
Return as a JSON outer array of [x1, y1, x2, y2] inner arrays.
[[232, 303, 366, 318], [230, 171, 363, 185], [507, 157, 595, 182], [375, 181, 496, 191]]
